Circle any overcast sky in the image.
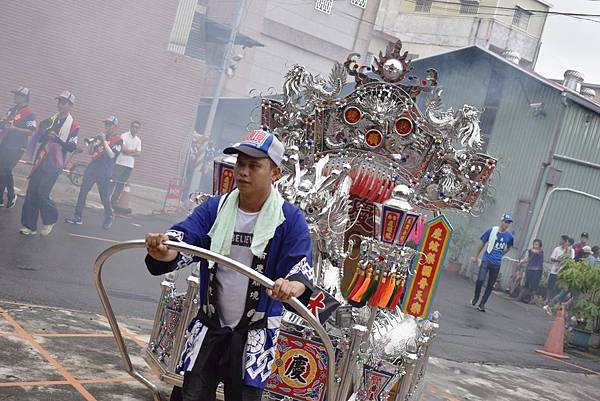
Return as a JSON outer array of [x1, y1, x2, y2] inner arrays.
[[535, 0, 600, 83]]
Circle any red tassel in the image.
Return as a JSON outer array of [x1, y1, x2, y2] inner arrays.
[[368, 173, 384, 203], [355, 170, 369, 197], [368, 271, 388, 307], [376, 177, 391, 204], [388, 274, 406, 310], [358, 170, 375, 199], [381, 179, 394, 202], [351, 168, 365, 196]]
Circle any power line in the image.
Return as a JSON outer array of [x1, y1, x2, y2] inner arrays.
[[266, 0, 541, 46], [276, 0, 600, 24], [416, 0, 600, 18]]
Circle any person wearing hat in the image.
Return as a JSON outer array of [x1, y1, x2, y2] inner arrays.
[[66, 116, 122, 229], [572, 232, 590, 261], [20, 91, 79, 236], [470, 214, 514, 312], [0, 87, 37, 209], [145, 129, 314, 401]]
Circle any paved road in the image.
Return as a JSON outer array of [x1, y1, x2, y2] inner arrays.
[[0, 197, 180, 318], [430, 271, 600, 373], [1, 196, 598, 376]]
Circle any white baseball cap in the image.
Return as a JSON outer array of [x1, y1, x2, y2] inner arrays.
[[56, 90, 76, 104], [223, 129, 285, 167]]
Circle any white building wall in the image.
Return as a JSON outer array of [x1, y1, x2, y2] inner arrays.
[[223, 0, 372, 97], [373, 0, 549, 66]]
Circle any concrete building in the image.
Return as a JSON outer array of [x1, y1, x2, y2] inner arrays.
[[215, 0, 380, 98], [0, 0, 216, 192], [372, 0, 550, 69]]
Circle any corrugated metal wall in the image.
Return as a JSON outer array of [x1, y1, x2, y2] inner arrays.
[[555, 106, 600, 164], [536, 166, 600, 249], [534, 104, 600, 250]]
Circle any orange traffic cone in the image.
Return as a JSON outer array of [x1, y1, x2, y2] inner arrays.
[[117, 184, 130, 209], [536, 306, 569, 359]]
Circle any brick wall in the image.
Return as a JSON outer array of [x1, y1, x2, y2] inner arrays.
[[0, 0, 209, 191]]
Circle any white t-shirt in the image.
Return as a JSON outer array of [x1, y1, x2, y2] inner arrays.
[[115, 131, 142, 168], [549, 246, 575, 275], [216, 208, 259, 328]]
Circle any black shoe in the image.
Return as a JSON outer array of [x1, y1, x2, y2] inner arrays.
[[6, 194, 17, 208], [65, 216, 83, 225], [477, 304, 486, 312], [102, 216, 113, 230], [471, 298, 478, 306]]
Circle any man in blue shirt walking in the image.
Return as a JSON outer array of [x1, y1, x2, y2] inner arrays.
[[471, 214, 514, 312]]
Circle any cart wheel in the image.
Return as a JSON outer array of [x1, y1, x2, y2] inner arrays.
[[68, 162, 87, 187]]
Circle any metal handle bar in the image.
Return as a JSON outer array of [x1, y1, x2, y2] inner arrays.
[[94, 239, 337, 401]]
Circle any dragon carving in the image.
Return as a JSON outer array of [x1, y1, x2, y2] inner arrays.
[[425, 89, 483, 149], [282, 62, 347, 123]]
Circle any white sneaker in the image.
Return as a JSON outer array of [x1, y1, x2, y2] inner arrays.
[[19, 227, 37, 235], [40, 224, 54, 236], [6, 193, 17, 208]]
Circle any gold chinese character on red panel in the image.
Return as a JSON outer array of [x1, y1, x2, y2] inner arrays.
[[432, 227, 443, 240], [410, 302, 422, 315], [428, 240, 440, 252], [421, 265, 433, 278]]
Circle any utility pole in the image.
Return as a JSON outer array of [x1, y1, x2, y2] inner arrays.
[[187, 0, 248, 195], [203, 0, 248, 139]]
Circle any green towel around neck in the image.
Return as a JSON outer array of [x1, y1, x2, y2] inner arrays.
[[486, 226, 499, 255], [207, 186, 286, 268]]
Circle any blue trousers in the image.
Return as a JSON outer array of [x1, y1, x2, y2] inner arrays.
[[473, 261, 501, 306]]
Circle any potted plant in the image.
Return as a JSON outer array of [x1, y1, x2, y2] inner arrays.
[[557, 259, 600, 348]]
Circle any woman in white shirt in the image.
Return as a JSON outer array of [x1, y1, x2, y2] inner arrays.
[[546, 235, 575, 302]]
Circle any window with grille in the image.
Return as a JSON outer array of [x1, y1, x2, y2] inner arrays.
[[459, 0, 479, 15], [512, 6, 532, 30], [415, 0, 432, 13]]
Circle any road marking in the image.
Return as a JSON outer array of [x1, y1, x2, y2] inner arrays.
[[540, 354, 600, 375], [0, 307, 98, 401], [78, 375, 158, 384], [95, 314, 149, 348], [0, 380, 70, 388], [0, 375, 159, 388], [68, 233, 120, 243]]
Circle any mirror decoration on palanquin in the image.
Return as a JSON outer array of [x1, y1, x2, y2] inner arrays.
[[145, 40, 496, 401]]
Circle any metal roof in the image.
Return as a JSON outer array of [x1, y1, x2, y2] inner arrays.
[[414, 46, 600, 115]]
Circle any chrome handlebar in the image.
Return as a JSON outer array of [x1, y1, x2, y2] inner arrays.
[[94, 239, 337, 401]]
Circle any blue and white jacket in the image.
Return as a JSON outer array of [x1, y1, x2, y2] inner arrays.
[[146, 195, 314, 389]]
